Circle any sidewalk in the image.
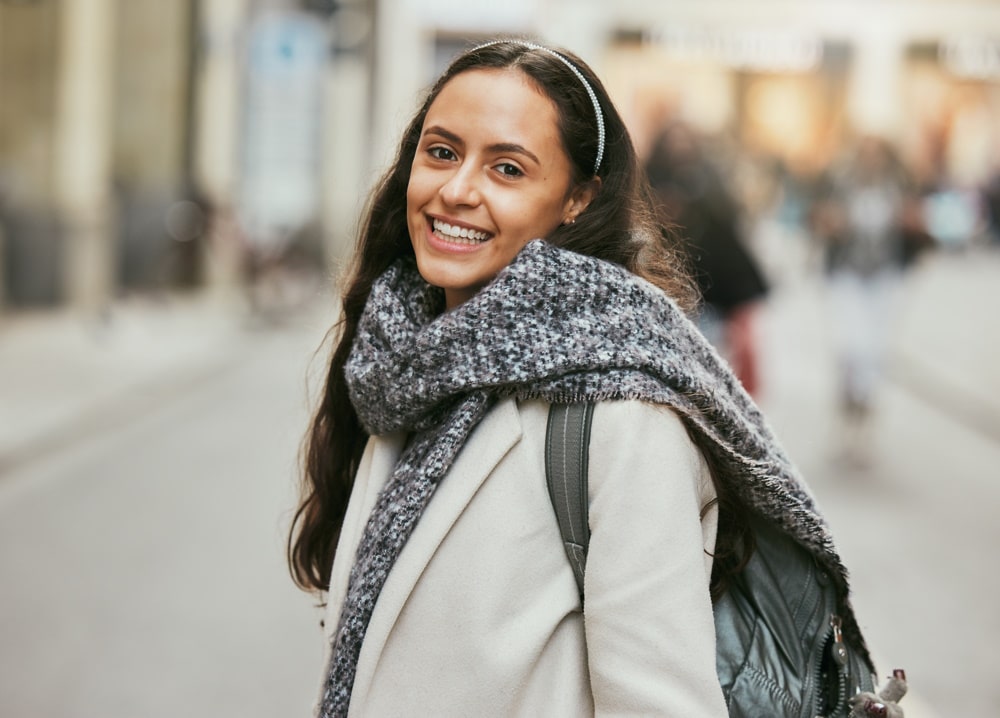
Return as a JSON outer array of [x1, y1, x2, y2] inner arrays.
[[0, 294, 265, 474], [889, 247, 1000, 444], [0, 290, 333, 718]]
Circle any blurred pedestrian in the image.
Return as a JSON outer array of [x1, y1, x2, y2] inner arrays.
[[645, 121, 769, 396], [810, 135, 926, 464], [289, 40, 874, 717]]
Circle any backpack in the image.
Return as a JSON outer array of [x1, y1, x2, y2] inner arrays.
[[544, 402, 877, 718]]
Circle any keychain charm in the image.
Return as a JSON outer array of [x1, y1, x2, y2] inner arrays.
[[848, 669, 907, 718]]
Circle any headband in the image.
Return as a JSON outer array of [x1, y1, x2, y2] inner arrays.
[[471, 40, 606, 176]]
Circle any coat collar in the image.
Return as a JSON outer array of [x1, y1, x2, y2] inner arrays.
[[347, 396, 523, 708], [324, 431, 406, 629]]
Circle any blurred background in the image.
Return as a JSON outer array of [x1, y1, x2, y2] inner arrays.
[[2, 0, 999, 715]]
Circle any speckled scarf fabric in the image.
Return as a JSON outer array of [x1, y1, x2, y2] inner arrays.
[[319, 239, 855, 717]]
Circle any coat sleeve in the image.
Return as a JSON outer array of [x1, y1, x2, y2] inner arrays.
[[583, 400, 728, 717]]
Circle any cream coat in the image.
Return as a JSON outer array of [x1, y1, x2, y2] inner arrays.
[[317, 398, 729, 717]]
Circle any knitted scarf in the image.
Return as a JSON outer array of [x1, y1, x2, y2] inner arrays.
[[319, 239, 854, 716]]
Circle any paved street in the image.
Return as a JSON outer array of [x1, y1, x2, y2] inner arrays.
[[0, 298, 333, 717], [1, 245, 997, 716]]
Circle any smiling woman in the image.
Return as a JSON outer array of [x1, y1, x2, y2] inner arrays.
[[289, 39, 878, 718], [407, 68, 598, 308]]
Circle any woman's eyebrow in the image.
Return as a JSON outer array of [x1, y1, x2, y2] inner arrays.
[[423, 125, 463, 146], [487, 142, 540, 166], [422, 125, 540, 166]]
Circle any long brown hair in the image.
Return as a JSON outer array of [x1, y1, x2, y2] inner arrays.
[[288, 40, 725, 594]]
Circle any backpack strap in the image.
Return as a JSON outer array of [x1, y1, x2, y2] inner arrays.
[[545, 403, 881, 714], [544, 402, 595, 601]]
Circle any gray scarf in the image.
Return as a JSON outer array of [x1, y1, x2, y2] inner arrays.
[[320, 239, 853, 716]]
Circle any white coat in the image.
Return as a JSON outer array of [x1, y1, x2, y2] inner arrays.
[[316, 397, 729, 716]]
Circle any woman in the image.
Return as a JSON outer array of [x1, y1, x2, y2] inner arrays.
[[290, 40, 871, 717]]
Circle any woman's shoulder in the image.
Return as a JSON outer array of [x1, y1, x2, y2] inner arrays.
[[510, 398, 716, 568], [513, 397, 700, 468], [514, 396, 711, 498], [514, 397, 690, 436], [593, 398, 686, 430]]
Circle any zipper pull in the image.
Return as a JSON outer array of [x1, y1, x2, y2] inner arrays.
[[830, 614, 848, 668]]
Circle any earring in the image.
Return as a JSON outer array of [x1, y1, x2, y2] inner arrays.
[[564, 217, 576, 225]]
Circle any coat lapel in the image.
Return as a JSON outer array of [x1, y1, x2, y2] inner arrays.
[[324, 431, 408, 640], [349, 397, 524, 704]]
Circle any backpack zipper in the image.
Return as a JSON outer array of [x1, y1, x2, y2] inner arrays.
[[813, 614, 849, 717]]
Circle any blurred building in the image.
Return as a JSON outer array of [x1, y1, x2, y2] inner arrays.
[[0, 0, 374, 313], [1, 0, 203, 309], [1, 0, 998, 312]]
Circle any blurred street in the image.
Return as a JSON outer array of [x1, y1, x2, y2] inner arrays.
[[0, 296, 335, 717], [0, 244, 996, 716]]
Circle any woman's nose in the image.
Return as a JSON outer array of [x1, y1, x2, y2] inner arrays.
[[439, 163, 482, 207]]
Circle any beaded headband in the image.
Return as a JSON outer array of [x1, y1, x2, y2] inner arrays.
[[470, 40, 606, 176]]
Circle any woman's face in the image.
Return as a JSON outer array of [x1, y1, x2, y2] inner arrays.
[[407, 68, 594, 309]]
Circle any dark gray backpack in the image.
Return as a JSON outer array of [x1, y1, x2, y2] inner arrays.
[[544, 402, 876, 718]]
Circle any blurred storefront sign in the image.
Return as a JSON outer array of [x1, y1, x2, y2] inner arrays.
[[238, 10, 326, 257], [604, 28, 846, 173], [646, 26, 823, 73], [940, 36, 1000, 80], [404, 0, 532, 33]]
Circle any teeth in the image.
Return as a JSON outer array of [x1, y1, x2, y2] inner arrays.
[[432, 219, 490, 244]]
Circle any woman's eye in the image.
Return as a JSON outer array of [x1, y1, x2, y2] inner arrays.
[[428, 146, 456, 161], [497, 163, 523, 177]]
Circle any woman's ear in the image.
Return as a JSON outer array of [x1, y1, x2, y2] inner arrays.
[[563, 177, 602, 225]]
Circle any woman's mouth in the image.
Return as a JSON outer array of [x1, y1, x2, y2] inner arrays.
[[431, 218, 491, 245]]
